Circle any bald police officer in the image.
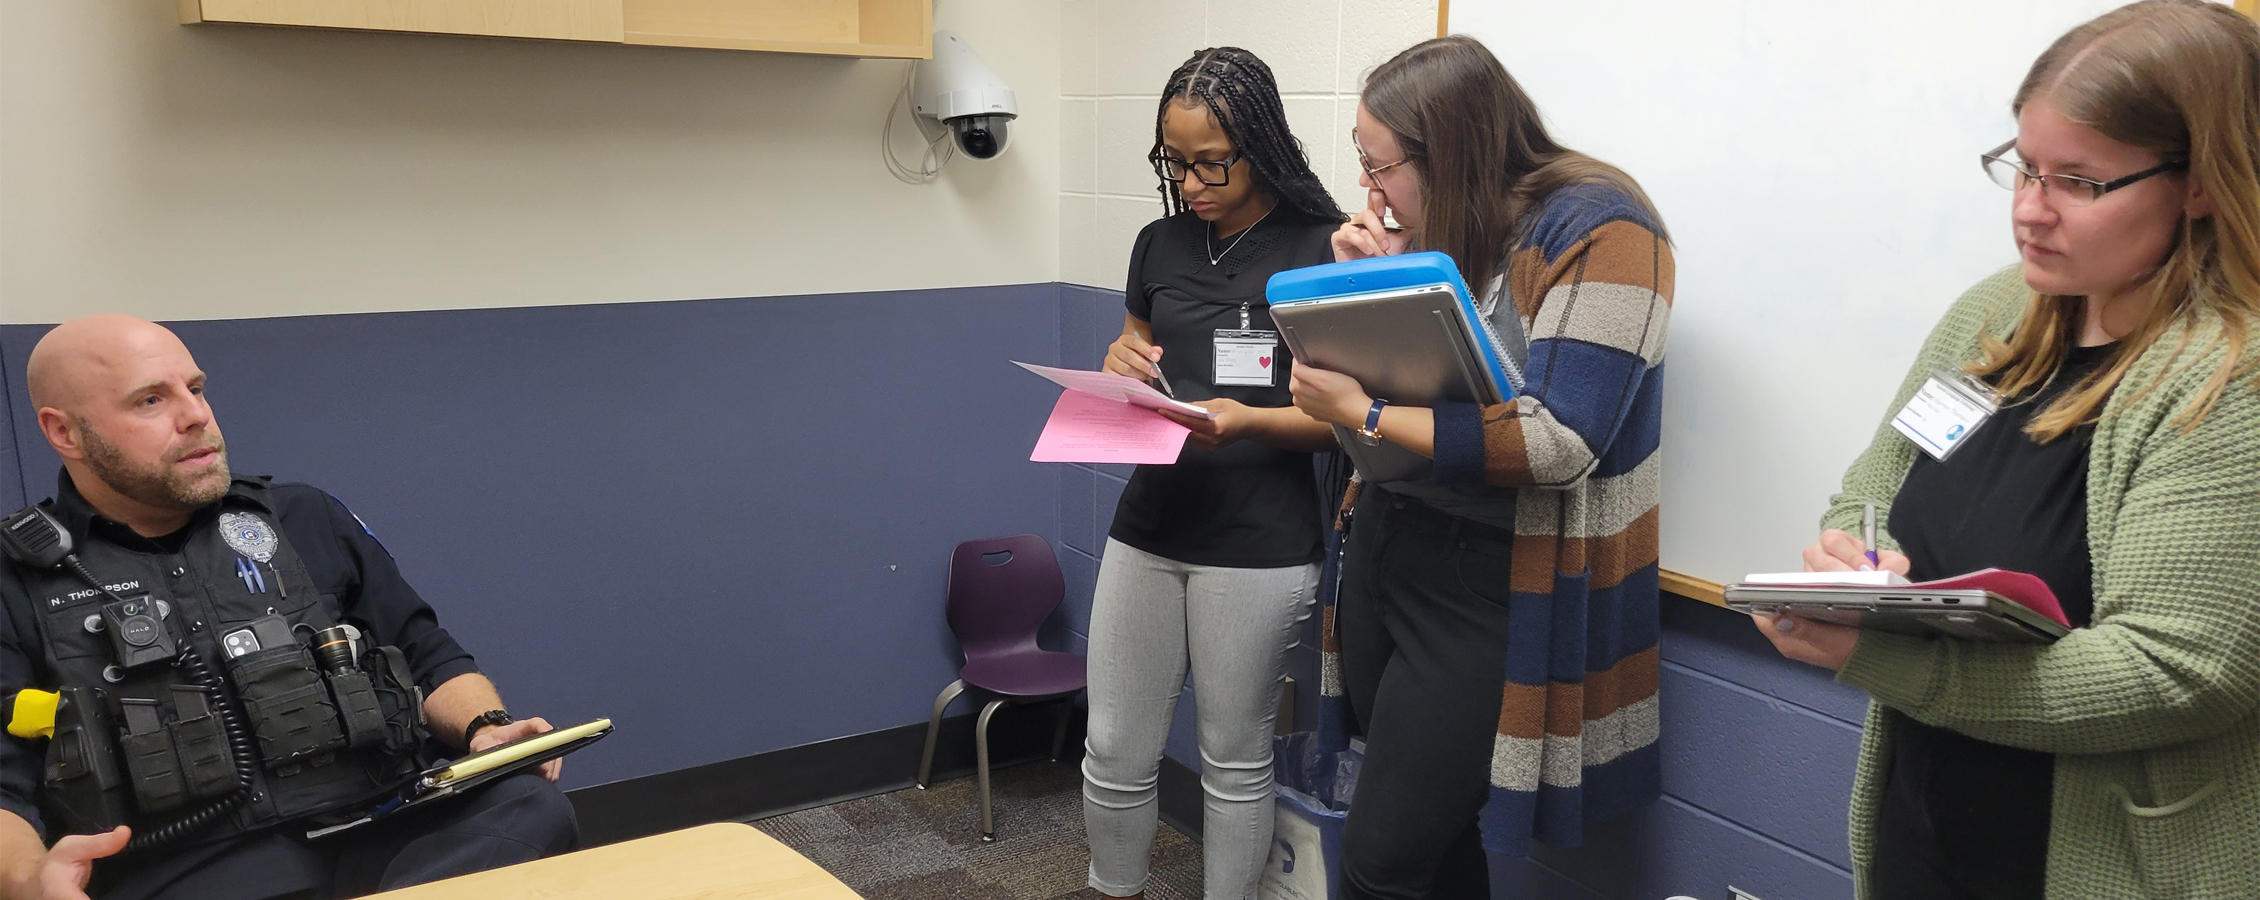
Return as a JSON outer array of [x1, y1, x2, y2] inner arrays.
[[1, 316, 577, 900]]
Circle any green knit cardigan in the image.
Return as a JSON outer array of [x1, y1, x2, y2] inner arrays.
[[1823, 266, 2260, 900]]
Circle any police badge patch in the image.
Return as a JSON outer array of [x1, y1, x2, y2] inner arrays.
[[218, 511, 279, 563]]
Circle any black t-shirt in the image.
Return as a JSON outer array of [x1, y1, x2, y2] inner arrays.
[[1876, 342, 2113, 899], [1107, 209, 1338, 568]]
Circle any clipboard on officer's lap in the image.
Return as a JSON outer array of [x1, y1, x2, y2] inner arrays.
[[1266, 252, 1526, 483], [305, 718, 613, 839]]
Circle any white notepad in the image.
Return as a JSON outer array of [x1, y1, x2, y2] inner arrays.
[[1739, 570, 1911, 587]]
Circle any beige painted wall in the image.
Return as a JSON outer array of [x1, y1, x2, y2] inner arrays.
[[0, 1, 1059, 324], [1057, 0, 1437, 291]]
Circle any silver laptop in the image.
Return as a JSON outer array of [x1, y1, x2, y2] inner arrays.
[[1270, 284, 1513, 483], [1724, 585, 2070, 643]]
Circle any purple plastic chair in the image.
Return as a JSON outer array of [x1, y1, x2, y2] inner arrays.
[[914, 534, 1087, 842]]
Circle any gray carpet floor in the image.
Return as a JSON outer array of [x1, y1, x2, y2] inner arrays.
[[753, 760, 1204, 900]]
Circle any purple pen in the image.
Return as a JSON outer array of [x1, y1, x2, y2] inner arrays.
[[1863, 503, 1881, 569]]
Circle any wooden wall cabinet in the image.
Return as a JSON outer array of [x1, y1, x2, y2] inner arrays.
[[179, 0, 933, 58]]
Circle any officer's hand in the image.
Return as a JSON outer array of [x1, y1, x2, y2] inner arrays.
[[470, 717, 563, 782], [36, 826, 129, 900]]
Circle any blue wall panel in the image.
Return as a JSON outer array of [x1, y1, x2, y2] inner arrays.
[[1095, 470, 1129, 541], [2, 284, 1068, 790], [1057, 542, 1099, 638], [1528, 796, 1853, 900], [1660, 594, 1872, 725], [1489, 856, 1615, 900], [1657, 664, 1861, 869], [1061, 286, 1103, 383], [1060, 464, 1097, 557]]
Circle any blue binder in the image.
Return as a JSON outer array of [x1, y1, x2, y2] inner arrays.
[[1266, 251, 1524, 401]]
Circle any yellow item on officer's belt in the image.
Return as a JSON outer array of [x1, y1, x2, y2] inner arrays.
[[7, 689, 60, 739]]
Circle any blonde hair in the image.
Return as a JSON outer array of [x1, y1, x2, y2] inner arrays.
[[1972, 0, 2260, 440]]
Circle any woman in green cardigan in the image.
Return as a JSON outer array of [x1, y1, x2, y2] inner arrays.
[[1756, 3, 2260, 898]]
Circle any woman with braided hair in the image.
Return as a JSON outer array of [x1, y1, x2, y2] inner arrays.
[[1082, 47, 1344, 900]]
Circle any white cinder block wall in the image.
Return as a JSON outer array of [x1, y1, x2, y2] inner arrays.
[[1058, 0, 1440, 290]]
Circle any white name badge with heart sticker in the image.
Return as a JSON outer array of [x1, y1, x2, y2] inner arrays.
[[1213, 329, 1279, 387]]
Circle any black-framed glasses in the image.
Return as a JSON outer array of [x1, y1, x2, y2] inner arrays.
[[1980, 139, 2186, 207], [1151, 150, 1244, 186], [1352, 130, 1412, 180]]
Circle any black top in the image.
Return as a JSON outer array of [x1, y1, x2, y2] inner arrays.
[[1876, 342, 2113, 899], [1108, 209, 1338, 568], [1, 472, 479, 837]]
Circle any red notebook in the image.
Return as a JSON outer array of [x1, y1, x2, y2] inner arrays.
[[1911, 569, 2071, 628]]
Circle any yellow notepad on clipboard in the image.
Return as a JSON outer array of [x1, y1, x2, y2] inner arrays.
[[306, 717, 614, 840], [426, 718, 613, 788]]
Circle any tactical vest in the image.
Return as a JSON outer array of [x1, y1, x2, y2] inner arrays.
[[14, 482, 427, 842]]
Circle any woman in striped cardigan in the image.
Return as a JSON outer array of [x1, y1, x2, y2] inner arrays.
[[1289, 35, 1673, 900]]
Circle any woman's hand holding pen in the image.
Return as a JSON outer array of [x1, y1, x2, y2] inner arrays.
[[1289, 365, 1373, 428], [1804, 529, 1910, 576], [1104, 331, 1167, 384], [1751, 529, 1909, 672], [1331, 189, 1415, 262]]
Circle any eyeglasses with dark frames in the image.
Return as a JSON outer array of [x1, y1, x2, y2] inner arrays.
[[1151, 150, 1245, 186], [1980, 139, 2186, 207]]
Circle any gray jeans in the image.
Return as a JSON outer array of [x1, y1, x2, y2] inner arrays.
[[1082, 538, 1320, 899]]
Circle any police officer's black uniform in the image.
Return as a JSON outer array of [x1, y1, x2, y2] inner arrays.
[[1, 473, 577, 899]]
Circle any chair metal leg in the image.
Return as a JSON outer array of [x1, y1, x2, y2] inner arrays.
[[975, 698, 1005, 842], [916, 680, 967, 789], [1049, 694, 1076, 762]]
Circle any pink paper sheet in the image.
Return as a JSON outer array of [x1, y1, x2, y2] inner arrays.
[[1030, 390, 1189, 464]]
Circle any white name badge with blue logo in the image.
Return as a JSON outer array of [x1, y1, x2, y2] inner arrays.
[[1891, 369, 1998, 461]]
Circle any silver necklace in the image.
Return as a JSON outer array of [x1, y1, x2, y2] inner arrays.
[[1205, 206, 1276, 266]]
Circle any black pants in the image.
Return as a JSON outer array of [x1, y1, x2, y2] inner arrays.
[[1337, 487, 1514, 900], [1869, 718, 2052, 900], [96, 773, 580, 900]]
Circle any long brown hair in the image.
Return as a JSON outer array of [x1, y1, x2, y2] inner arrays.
[[1973, 0, 2260, 439], [1360, 35, 1666, 298]]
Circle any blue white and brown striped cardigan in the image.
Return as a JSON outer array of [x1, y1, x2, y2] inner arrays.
[[1320, 183, 1672, 855]]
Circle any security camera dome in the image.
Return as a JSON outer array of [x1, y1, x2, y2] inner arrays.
[[950, 115, 1012, 160], [912, 31, 1019, 163]]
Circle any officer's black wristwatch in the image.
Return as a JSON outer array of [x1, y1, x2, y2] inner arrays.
[[465, 710, 514, 748]]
